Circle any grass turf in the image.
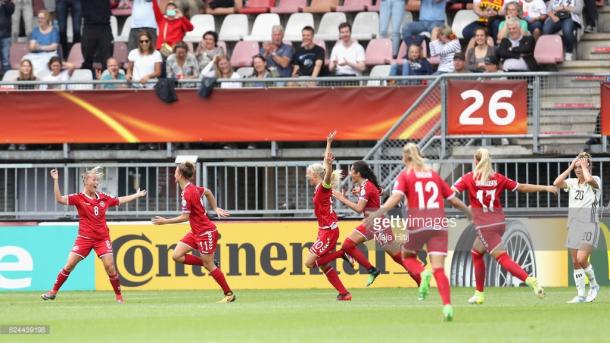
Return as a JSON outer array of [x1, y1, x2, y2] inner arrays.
[[0, 287, 608, 343]]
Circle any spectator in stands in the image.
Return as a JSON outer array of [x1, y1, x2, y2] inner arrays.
[[56, 0, 81, 57], [166, 41, 199, 81], [127, 30, 162, 87], [200, 54, 242, 88], [11, 0, 32, 41], [0, 0, 14, 77], [379, 0, 405, 58], [522, 0, 547, 40], [291, 26, 324, 78], [96, 57, 126, 89], [430, 26, 461, 74], [16, 58, 37, 90], [152, 0, 193, 57], [496, 2, 529, 44], [81, 0, 113, 71], [248, 54, 274, 88], [466, 27, 495, 72], [401, 0, 446, 47], [483, 55, 501, 72], [205, 0, 241, 15], [462, 0, 504, 43], [261, 25, 293, 78], [497, 18, 536, 71], [583, 0, 597, 32], [543, 0, 583, 61], [329, 23, 365, 77], [452, 51, 469, 73], [128, 0, 158, 52], [195, 30, 224, 71], [22, 9, 59, 76], [389, 43, 433, 77], [41, 55, 75, 90]]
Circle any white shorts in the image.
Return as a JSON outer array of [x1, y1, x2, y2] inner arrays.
[[566, 222, 600, 250]]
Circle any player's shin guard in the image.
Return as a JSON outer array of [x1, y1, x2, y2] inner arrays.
[[402, 256, 424, 281], [496, 252, 528, 282], [341, 238, 373, 270], [392, 253, 421, 286], [210, 267, 232, 295], [584, 264, 598, 286], [322, 266, 348, 295], [52, 268, 71, 293], [109, 273, 122, 295], [314, 250, 344, 268], [471, 250, 486, 292], [433, 268, 451, 305], [183, 254, 204, 266], [574, 268, 586, 297]]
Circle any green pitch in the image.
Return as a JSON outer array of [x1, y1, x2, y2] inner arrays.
[[1, 288, 607, 343]]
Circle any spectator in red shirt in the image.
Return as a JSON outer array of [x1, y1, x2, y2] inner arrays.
[[152, 0, 193, 55]]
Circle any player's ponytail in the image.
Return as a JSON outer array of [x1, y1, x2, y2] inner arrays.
[[307, 163, 342, 190], [81, 166, 104, 183], [473, 148, 494, 183], [178, 161, 196, 181], [352, 160, 381, 191], [402, 143, 427, 171]]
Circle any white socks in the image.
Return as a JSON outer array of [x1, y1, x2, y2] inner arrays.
[[584, 264, 598, 287], [574, 269, 586, 297]]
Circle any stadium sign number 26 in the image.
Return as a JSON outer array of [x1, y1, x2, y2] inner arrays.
[[459, 89, 515, 126]]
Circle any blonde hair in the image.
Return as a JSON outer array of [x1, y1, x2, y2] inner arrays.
[[307, 163, 342, 190], [577, 152, 592, 171], [81, 166, 104, 183], [473, 148, 494, 183], [402, 143, 427, 171]]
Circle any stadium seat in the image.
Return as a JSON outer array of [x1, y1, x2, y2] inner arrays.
[[116, 16, 132, 43], [336, 0, 371, 12], [367, 0, 380, 11], [236, 66, 254, 77], [219, 14, 249, 41], [367, 64, 391, 86], [303, 0, 339, 13], [284, 13, 315, 41], [534, 35, 564, 64], [452, 10, 478, 39], [316, 12, 347, 41], [184, 14, 216, 43], [244, 13, 281, 41], [218, 41, 228, 55], [365, 38, 392, 65], [110, 16, 119, 41], [1, 70, 19, 82], [240, 0, 275, 14], [230, 41, 260, 68], [113, 42, 129, 66], [69, 69, 93, 90], [9, 42, 28, 69], [271, 0, 307, 13], [352, 12, 379, 40], [67, 43, 84, 69]]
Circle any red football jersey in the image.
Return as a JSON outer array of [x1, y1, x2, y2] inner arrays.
[[181, 183, 216, 235], [358, 179, 381, 217], [392, 169, 455, 231], [452, 171, 519, 227], [313, 184, 338, 229], [68, 192, 120, 240]]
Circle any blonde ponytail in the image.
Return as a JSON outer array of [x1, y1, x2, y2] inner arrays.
[[81, 166, 104, 183], [473, 148, 493, 183], [402, 143, 427, 171], [307, 163, 342, 190]]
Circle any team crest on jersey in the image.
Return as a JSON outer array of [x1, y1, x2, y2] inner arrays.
[[99, 201, 106, 208]]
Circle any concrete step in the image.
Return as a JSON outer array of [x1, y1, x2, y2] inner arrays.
[[558, 60, 610, 73], [540, 87, 600, 96], [576, 40, 610, 60], [451, 145, 533, 157], [536, 124, 596, 132]]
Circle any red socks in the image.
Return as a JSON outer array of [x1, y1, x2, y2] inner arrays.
[[393, 253, 421, 286], [210, 267, 232, 294], [472, 250, 486, 292], [109, 273, 122, 295], [322, 265, 348, 294], [52, 268, 71, 293], [341, 238, 373, 270], [183, 254, 204, 266], [402, 256, 424, 284], [314, 250, 344, 267], [496, 252, 528, 282], [433, 268, 451, 305]]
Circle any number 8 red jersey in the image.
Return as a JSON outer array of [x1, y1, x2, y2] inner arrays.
[[452, 171, 519, 227], [67, 192, 120, 240]]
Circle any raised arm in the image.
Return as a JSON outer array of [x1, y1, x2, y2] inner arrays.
[[119, 188, 147, 205], [204, 188, 230, 217], [50, 168, 68, 205], [553, 158, 577, 189], [579, 159, 599, 189], [323, 131, 336, 186]]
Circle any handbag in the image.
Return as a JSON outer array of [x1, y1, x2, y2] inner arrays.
[[198, 77, 217, 99], [555, 10, 570, 20], [159, 23, 173, 57], [154, 78, 178, 103]]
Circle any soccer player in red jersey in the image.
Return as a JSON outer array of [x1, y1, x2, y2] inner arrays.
[[365, 143, 471, 321], [42, 167, 147, 303], [313, 160, 422, 287], [452, 148, 557, 305], [303, 131, 351, 301], [152, 161, 235, 303]]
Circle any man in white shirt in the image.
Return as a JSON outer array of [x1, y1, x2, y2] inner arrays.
[[329, 22, 365, 77]]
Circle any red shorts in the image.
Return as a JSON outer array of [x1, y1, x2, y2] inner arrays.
[[180, 230, 219, 255], [71, 236, 113, 259], [310, 228, 340, 257], [403, 230, 448, 255], [475, 224, 505, 253], [354, 224, 395, 247]]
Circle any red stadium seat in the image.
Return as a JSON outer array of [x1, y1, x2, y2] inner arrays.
[[240, 0, 275, 14], [230, 41, 260, 68], [271, 0, 307, 13], [303, 0, 339, 13], [9, 42, 29, 69], [367, 0, 380, 11], [365, 38, 392, 65], [113, 42, 129, 67], [336, 0, 371, 12], [534, 35, 564, 64], [67, 43, 84, 69]]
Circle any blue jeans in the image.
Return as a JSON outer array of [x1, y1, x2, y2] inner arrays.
[[379, 0, 405, 57], [543, 17, 576, 53], [56, 0, 82, 58], [390, 60, 411, 76], [402, 20, 444, 39], [0, 37, 10, 72]]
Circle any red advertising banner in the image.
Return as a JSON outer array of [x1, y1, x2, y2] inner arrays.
[[447, 80, 528, 135], [0, 87, 437, 144], [601, 83, 610, 136]]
